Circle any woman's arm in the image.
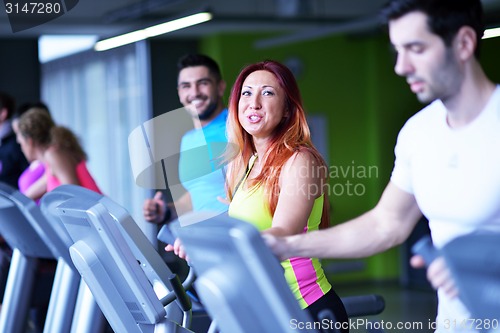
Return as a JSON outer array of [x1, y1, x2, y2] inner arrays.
[[264, 151, 322, 237], [24, 173, 47, 200]]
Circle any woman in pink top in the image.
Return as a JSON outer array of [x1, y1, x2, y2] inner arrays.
[[16, 108, 101, 199], [12, 104, 51, 202]]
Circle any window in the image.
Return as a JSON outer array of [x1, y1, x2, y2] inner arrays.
[[41, 41, 152, 232]]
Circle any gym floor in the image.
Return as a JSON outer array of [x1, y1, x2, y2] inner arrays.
[[336, 281, 438, 333]]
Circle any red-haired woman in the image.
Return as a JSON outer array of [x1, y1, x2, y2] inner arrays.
[[225, 60, 348, 330]]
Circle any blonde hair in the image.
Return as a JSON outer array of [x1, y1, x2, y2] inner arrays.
[[18, 108, 87, 162]]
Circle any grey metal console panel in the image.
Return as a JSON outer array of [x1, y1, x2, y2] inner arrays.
[[44, 185, 191, 333], [0, 182, 63, 333], [170, 212, 319, 333]]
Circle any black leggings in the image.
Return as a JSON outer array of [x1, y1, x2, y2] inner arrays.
[[305, 288, 349, 333]]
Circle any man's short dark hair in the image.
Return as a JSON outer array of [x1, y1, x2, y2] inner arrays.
[[177, 54, 222, 82], [380, 0, 484, 58], [0, 92, 16, 120]]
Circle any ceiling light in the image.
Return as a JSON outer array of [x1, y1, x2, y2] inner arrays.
[[95, 11, 212, 51], [483, 27, 500, 39], [39, 35, 98, 63], [254, 16, 379, 49]]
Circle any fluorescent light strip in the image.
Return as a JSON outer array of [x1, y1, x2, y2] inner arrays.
[[95, 12, 212, 51], [483, 27, 500, 39]]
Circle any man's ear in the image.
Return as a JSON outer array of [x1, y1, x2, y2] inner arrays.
[[455, 26, 477, 61]]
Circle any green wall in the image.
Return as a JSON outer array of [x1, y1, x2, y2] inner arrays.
[[198, 31, 500, 283], [481, 37, 500, 83]]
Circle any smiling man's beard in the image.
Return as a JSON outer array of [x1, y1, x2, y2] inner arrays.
[[196, 101, 218, 121]]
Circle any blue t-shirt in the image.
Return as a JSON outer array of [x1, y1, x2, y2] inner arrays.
[[178, 109, 228, 213]]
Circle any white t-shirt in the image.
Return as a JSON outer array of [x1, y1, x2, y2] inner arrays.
[[391, 86, 500, 332]]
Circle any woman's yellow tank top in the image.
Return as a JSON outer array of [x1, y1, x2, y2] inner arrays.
[[228, 155, 332, 308]]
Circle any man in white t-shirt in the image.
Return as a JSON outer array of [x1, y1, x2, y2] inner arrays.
[[266, 0, 500, 331]]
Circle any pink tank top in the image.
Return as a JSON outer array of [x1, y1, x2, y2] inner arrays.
[[18, 161, 45, 195], [46, 160, 102, 194], [18, 160, 45, 204]]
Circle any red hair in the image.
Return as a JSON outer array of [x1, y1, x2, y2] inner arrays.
[[225, 60, 330, 229]]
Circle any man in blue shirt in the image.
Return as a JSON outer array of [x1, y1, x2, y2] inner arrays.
[[143, 54, 228, 224]]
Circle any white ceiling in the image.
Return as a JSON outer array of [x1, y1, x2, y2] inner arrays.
[[1, 0, 500, 40]]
